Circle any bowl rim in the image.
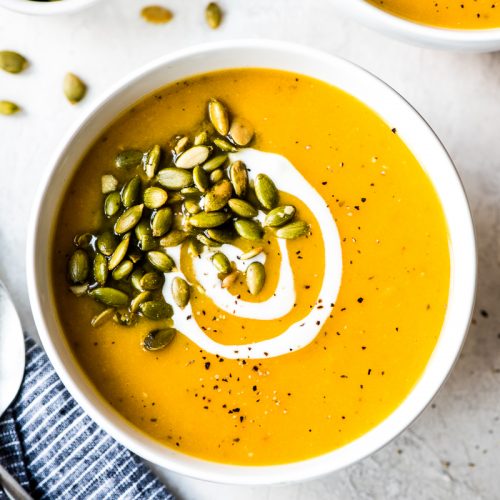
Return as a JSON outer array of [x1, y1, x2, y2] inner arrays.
[[334, 0, 500, 43], [0, 0, 101, 15], [26, 39, 477, 485]]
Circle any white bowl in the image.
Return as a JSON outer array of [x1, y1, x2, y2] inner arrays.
[[332, 0, 500, 51], [0, 0, 101, 15], [27, 40, 476, 485]]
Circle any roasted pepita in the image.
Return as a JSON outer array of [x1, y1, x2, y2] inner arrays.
[[157, 167, 193, 190], [143, 328, 176, 351], [208, 98, 229, 134], [196, 233, 220, 247], [74, 233, 93, 248], [63, 73, 87, 104], [115, 204, 144, 234], [147, 250, 174, 273], [172, 277, 190, 308], [188, 211, 230, 228], [143, 186, 168, 209], [264, 205, 296, 227], [89, 287, 129, 307], [205, 2, 222, 29], [229, 161, 248, 197], [140, 300, 173, 320], [213, 137, 237, 152], [193, 165, 209, 192], [0, 101, 20, 115], [108, 235, 130, 270], [68, 249, 89, 284], [91, 308, 115, 328], [144, 144, 161, 179], [234, 219, 263, 241], [140, 271, 164, 291], [116, 149, 143, 170], [207, 226, 235, 243], [97, 231, 118, 256], [93, 253, 108, 286], [104, 191, 121, 217], [151, 207, 173, 237], [229, 117, 254, 146], [254, 173, 278, 210], [275, 220, 310, 239], [159, 229, 188, 247], [202, 154, 227, 172], [246, 261, 266, 295], [184, 199, 201, 214], [240, 246, 263, 260], [228, 198, 257, 218], [121, 175, 141, 208], [175, 145, 210, 169], [130, 291, 153, 313], [203, 179, 232, 212], [112, 259, 133, 280], [0, 51, 28, 74], [212, 252, 231, 274]]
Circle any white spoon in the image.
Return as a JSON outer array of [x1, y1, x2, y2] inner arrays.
[[0, 280, 32, 500]]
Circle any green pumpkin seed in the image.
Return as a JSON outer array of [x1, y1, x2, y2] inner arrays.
[[229, 117, 254, 146], [121, 175, 141, 208], [254, 173, 278, 210], [159, 229, 188, 247], [140, 300, 174, 320], [113, 311, 137, 327], [157, 167, 193, 190], [202, 154, 227, 172], [93, 253, 108, 286], [130, 291, 153, 313], [205, 2, 222, 29], [264, 205, 296, 227], [193, 165, 209, 192], [180, 186, 202, 197], [151, 207, 173, 237], [174, 136, 189, 155], [135, 219, 152, 240], [68, 249, 89, 284], [104, 191, 121, 217], [207, 226, 235, 243], [212, 169, 226, 185], [108, 235, 130, 270], [114, 204, 144, 234], [228, 198, 257, 218], [208, 98, 229, 134], [131, 269, 145, 291], [101, 174, 118, 194], [212, 252, 231, 274], [0, 51, 28, 74], [213, 138, 237, 152], [246, 261, 266, 295], [275, 220, 310, 239], [139, 234, 157, 251], [63, 73, 87, 104], [74, 233, 93, 248], [187, 238, 202, 258], [194, 131, 208, 145], [69, 283, 89, 296], [229, 161, 248, 197], [128, 251, 142, 264], [97, 231, 118, 256], [167, 192, 185, 205], [204, 179, 232, 212], [175, 145, 210, 169], [144, 144, 161, 178], [189, 211, 230, 229], [112, 259, 133, 280], [221, 270, 239, 289], [140, 271, 164, 290], [234, 219, 263, 241], [89, 287, 129, 307], [240, 246, 263, 260], [184, 199, 201, 214], [143, 186, 168, 209], [116, 149, 143, 170], [91, 308, 115, 328], [0, 101, 20, 115], [196, 233, 220, 247], [147, 250, 174, 272], [172, 277, 190, 308], [143, 328, 176, 351]]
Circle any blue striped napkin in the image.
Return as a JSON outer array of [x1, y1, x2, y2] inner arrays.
[[0, 337, 174, 499]]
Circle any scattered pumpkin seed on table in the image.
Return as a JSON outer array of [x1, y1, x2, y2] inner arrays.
[[63, 72, 87, 104], [141, 5, 173, 24], [0, 51, 28, 74], [0, 101, 20, 116], [205, 2, 222, 29]]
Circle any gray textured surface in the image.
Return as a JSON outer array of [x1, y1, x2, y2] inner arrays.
[[0, 1, 498, 499]]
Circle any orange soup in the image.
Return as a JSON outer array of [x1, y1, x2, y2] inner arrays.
[[51, 69, 450, 465]]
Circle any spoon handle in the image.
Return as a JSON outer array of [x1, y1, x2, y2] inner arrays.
[[0, 463, 32, 500]]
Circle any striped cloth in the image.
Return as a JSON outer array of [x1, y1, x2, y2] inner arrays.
[[0, 337, 174, 500]]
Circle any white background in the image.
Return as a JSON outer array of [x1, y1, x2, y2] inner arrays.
[[1, 1, 499, 498]]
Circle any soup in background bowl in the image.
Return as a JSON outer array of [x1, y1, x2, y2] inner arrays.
[[27, 41, 476, 484]]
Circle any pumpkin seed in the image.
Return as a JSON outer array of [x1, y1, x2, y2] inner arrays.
[[113, 311, 137, 327], [193, 165, 209, 192], [234, 219, 263, 241], [174, 136, 189, 155], [213, 137, 237, 152], [135, 219, 152, 240], [228, 198, 257, 218], [204, 179, 232, 212], [187, 238, 202, 257], [68, 249, 89, 284], [108, 235, 130, 270], [212, 252, 231, 274], [196, 233, 220, 247], [208, 98, 229, 135], [144, 144, 161, 179], [89, 287, 129, 307], [143, 186, 168, 209], [121, 175, 141, 208], [112, 259, 133, 280], [74, 233, 93, 248], [229, 117, 254, 146], [246, 261, 265, 295], [221, 270, 239, 289], [115, 204, 144, 234], [128, 251, 142, 264], [151, 207, 173, 237], [207, 226, 235, 243], [0, 51, 28, 74], [131, 269, 145, 291], [91, 308, 115, 328], [143, 328, 176, 351], [275, 220, 310, 239], [209, 169, 224, 184], [140, 300, 173, 320], [184, 199, 201, 214], [167, 192, 184, 205], [175, 145, 210, 169], [104, 191, 121, 217], [264, 205, 296, 227], [172, 277, 190, 308], [93, 253, 108, 286], [139, 234, 157, 251], [160, 229, 188, 247], [140, 271, 164, 291], [189, 211, 230, 229], [130, 291, 152, 313], [63, 73, 87, 104], [101, 174, 118, 194], [240, 246, 263, 260], [147, 250, 174, 273], [69, 283, 89, 296], [254, 173, 278, 210], [180, 186, 202, 197], [97, 231, 118, 256], [0, 101, 20, 115], [141, 5, 173, 24], [229, 161, 248, 197], [116, 149, 143, 170], [194, 131, 208, 145], [205, 2, 222, 29], [157, 167, 193, 190], [202, 154, 227, 172]]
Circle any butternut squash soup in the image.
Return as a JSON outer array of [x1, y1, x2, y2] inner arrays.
[[366, 0, 500, 29], [51, 69, 450, 466]]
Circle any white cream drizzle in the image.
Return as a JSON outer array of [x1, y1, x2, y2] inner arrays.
[[162, 148, 342, 359]]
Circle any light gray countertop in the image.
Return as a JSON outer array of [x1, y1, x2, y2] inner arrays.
[[0, 1, 498, 498]]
